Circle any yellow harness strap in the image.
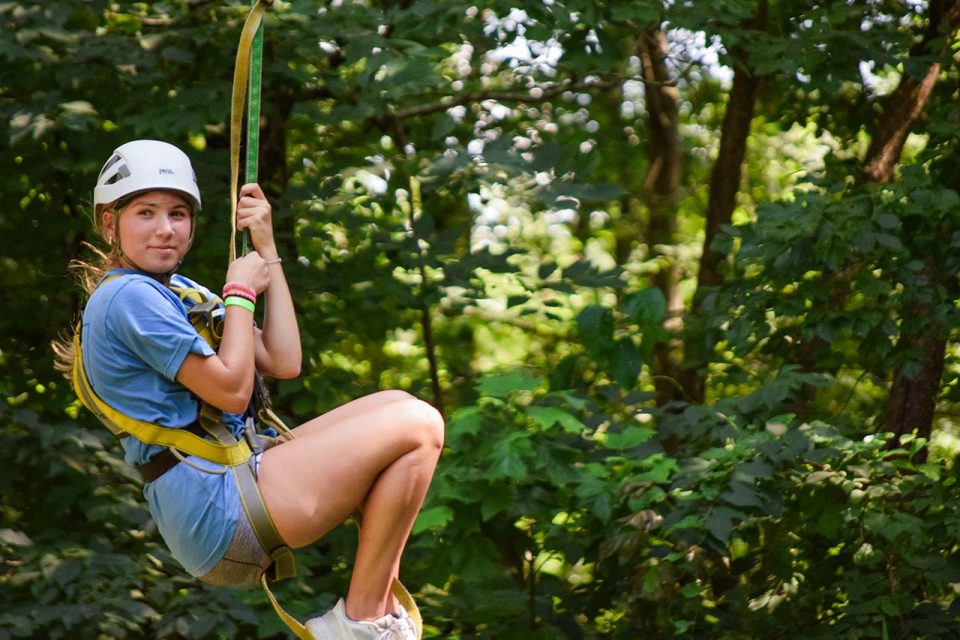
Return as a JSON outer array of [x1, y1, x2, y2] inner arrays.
[[71, 327, 253, 466], [392, 578, 424, 637]]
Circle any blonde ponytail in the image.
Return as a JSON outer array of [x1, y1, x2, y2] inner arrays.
[[51, 203, 124, 377]]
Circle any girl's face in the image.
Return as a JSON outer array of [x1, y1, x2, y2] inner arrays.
[[105, 190, 193, 275]]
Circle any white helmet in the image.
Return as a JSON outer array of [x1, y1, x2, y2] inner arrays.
[[94, 140, 202, 211]]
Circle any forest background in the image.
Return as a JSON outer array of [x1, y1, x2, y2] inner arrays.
[[4, 0, 960, 638]]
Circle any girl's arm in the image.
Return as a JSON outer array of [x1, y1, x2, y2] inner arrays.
[[236, 182, 302, 379], [177, 251, 269, 413], [177, 183, 299, 413]]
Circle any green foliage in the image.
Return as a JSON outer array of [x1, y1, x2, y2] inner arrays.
[[0, 400, 262, 639], [604, 402, 960, 638], [713, 155, 960, 432]]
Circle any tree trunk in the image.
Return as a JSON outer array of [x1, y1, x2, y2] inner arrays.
[[637, 26, 684, 405], [884, 332, 947, 460], [863, 0, 960, 183], [874, 0, 960, 449], [679, 0, 767, 403]]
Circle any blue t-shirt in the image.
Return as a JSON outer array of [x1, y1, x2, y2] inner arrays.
[[81, 268, 245, 577]]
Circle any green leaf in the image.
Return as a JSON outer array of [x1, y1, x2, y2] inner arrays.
[[449, 406, 484, 435], [722, 481, 765, 509], [705, 507, 743, 544], [604, 425, 655, 450], [527, 406, 585, 433], [816, 498, 843, 538], [623, 288, 667, 329], [610, 4, 662, 22], [918, 463, 941, 481], [632, 455, 678, 483], [577, 305, 615, 361], [490, 434, 530, 479], [480, 489, 514, 520], [0, 528, 33, 546], [611, 338, 644, 386], [475, 371, 544, 398], [412, 506, 454, 535]]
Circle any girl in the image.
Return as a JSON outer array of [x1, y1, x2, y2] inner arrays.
[[55, 140, 443, 639]]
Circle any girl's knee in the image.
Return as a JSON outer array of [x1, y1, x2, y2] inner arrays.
[[399, 397, 444, 450], [370, 389, 417, 405]]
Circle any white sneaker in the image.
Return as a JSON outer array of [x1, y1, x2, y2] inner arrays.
[[392, 604, 419, 640], [306, 598, 418, 640]]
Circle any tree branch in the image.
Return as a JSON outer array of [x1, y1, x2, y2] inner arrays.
[[386, 76, 623, 121]]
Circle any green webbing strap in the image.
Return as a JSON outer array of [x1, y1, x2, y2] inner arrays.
[[243, 0, 264, 257], [229, 0, 273, 263], [246, 0, 263, 184]]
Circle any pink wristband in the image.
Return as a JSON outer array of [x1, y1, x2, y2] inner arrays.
[[222, 287, 256, 303], [222, 281, 256, 302]]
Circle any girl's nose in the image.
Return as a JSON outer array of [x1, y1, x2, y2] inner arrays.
[[155, 213, 174, 235]]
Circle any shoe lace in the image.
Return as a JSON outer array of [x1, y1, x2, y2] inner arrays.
[[375, 614, 417, 640]]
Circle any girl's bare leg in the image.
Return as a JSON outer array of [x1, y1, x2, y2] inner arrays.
[[256, 391, 444, 621]]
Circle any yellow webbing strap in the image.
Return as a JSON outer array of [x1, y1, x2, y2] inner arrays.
[[232, 455, 297, 580], [259, 576, 423, 640], [229, 0, 273, 263], [198, 409, 310, 636], [391, 577, 424, 639], [71, 328, 253, 466], [261, 575, 312, 640], [173, 284, 224, 349]]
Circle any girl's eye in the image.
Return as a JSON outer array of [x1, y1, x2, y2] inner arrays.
[[171, 210, 189, 219]]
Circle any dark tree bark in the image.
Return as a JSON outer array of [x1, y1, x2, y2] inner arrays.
[[637, 26, 684, 405], [884, 331, 947, 452], [863, 0, 960, 183], [679, 0, 768, 403], [866, 0, 960, 454]]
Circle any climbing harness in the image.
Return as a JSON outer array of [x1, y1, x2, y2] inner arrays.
[[71, 278, 298, 577]]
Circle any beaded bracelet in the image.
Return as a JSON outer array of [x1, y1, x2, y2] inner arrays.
[[222, 281, 257, 303], [224, 296, 256, 313], [223, 288, 256, 304]]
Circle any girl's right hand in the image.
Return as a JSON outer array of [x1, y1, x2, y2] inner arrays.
[[225, 252, 270, 294]]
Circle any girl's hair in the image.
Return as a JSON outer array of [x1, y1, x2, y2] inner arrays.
[[51, 201, 127, 377]]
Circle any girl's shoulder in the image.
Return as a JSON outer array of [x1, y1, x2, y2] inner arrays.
[[92, 270, 167, 302], [169, 273, 214, 297], [89, 270, 196, 315]]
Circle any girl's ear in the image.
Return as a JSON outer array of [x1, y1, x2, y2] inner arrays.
[[101, 209, 116, 243]]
